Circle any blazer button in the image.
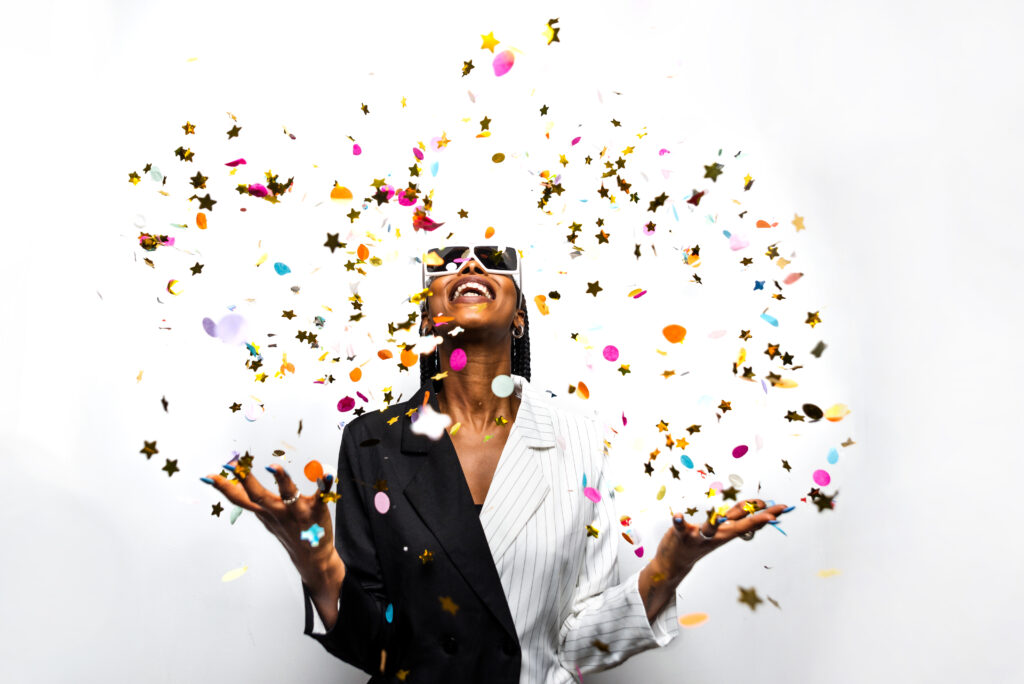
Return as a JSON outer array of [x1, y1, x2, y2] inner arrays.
[[442, 635, 459, 655], [502, 638, 517, 656]]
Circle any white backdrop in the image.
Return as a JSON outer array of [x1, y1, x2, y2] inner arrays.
[[2, 1, 1022, 683]]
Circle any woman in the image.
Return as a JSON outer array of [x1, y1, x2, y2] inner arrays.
[[203, 245, 791, 683]]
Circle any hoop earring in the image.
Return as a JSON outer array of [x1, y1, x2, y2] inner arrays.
[[512, 325, 525, 339]]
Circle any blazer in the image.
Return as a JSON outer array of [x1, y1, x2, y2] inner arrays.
[[301, 374, 679, 683]]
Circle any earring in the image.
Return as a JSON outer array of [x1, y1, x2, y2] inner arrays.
[[512, 325, 525, 339]]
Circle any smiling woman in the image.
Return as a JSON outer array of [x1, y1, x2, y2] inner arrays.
[[199, 243, 790, 683]]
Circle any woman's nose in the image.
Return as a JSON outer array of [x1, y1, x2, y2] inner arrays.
[[456, 258, 486, 275]]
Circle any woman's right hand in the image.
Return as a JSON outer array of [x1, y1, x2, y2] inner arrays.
[[202, 455, 345, 590]]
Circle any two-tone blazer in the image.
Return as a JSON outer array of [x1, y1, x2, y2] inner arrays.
[[301, 373, 679, 683]]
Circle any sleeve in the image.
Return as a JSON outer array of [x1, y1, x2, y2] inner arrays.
[[556, 416, 680, 675], [300, 424, 411, 676]]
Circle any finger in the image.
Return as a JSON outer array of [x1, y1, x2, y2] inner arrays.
[[723, 510, 777, 539], [204, 473, 265, 513], [265, 463, 300, 508], [723, 499, 768, 521], [228, 461, 286, 516]]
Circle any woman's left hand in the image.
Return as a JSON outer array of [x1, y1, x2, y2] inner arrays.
[[654, 499, 792, 579]]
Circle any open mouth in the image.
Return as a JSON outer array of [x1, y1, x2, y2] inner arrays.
[[449, 278, 495, 303]]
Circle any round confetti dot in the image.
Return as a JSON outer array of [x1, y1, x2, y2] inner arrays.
[[492, 50, 515, 76], [728, 234, 750, 250], [583, 486, 601, 503], [221, 565, 249, 583], [634, 546, 645, 558], [576, 381, 590, 399], [248, 183, 269, 197], [760, 312, 779, 327], [352, 143, 362, 155], [492, 153, 505, 163], [656, 485, 666, 500], [202, 317, 217, 336], [827, 448, 839, 464], [243, 401, 264, 422], [729, 474, 744, 488], [732, 444, 748, 459], [374, 491, 391, 514], [812, 469, 831, 486], [385, 603, 394, 623], [662, 324, 687, 344], [337, 396, 355, 412], [349, 367, 362, 382], [491, 374, 514, 398], [680, 454, 694, 469], [803, 403, 824, 421], [304, 460, 324, 482], [602, 345, 619, 362], [710, 481, 723, 493], [825, 403, 851, 422], [571, 136, 581, 146], [400, 349, 418, 367], [449, 348, 467, 371], [484, 226, 495, 238], [197, 212, 208, 229], [273, 262, 291, 276], [330, 185, 353, 201], [357, 244, 370, 260], [679, 612, 708, 628]]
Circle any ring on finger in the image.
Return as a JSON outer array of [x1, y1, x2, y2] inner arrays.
[[282, 491, 301, 505], [698, 527, 716, 541], [740, 529, 756, 541]]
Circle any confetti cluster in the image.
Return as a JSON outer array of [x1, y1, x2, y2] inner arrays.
[[127, 18, 851, 626]]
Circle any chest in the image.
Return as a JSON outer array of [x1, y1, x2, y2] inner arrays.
[[448, 429, 510, 505]]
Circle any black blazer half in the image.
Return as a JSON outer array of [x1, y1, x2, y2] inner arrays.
[[301, 380, 522, 683]]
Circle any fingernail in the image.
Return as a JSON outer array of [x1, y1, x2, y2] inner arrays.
[[324, 473, 334, 488], [781, 505, 795, 513], [223, 463, 236, 472], [767, 520, 780, 525], [265, 465, 277, 475], [199, 477, 215, 485], [673, 515, 683, 524]]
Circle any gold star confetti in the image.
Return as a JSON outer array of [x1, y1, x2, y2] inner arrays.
[[439, 595, 460, 615], [793, 214, 806, 231], [806, 311, 822, 327], [480, 31, 500, 52]]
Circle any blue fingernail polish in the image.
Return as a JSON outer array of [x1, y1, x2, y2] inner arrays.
[[781, 505, 795, 513], [324, 473, 334, 486], [767, 520, 780, 524], [200, 477, 215, 485], [223, 464, 236, 472], [265, 466, 277, 474]]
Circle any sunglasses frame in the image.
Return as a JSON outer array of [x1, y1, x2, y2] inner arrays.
[[420, 245, 524, 311]]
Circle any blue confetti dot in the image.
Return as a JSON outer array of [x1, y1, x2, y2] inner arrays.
[[760, 312, 779, 327], [430, 161, 439, 176], [827, 448, 839, 464], [274, 262, 291, 275], [722, 229, 732, 238], [680, 454, 694, 469], [385, 603, 394, 623], [582, 473, 587, 488]]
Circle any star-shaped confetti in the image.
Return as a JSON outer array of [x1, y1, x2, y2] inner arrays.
[[439, 595, 460, 615], [703, 162, 724, 181], [480, 32, 500, 52], [586, 281, 603, 296], [140, 440, 158, 459], [301, 523, 326, 546], [162, 459, 179, 477], [738, 586, 763, 610], [806, 311, 822, 327], [211, 502, 224, 517]]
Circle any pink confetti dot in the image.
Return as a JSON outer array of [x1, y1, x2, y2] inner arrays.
[[247, 183, 268, 197], [813, 469, 831, 486], [492, 50, 515, 76], [413, 147, 424, 161], [583, 486, 601, 503], [602, 345, 619, 362], [352, 144, 362, 155], [658, 149, 670, 156], [337, 396, 355, 412], [571, 136, 581, 146], [374, 491, 391, 514], [449, 348, 467, 372], [634, 546, 644, 558], [732, 444, 748, 459]]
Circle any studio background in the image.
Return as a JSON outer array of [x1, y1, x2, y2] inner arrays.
[[1, 1, 1021, 683]]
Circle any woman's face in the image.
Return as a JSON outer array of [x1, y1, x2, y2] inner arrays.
[[421, 259, 523, 341]]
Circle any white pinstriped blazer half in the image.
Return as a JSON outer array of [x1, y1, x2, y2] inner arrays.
[[478, 374, 679, 682]]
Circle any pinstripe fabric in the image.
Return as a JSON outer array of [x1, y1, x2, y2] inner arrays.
[[487, 374, 680, 682]]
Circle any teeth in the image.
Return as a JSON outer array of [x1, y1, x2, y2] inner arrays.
[[453, 282, 492, 299]]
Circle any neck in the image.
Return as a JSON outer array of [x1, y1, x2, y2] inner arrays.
[[434, 337, 517, 432]]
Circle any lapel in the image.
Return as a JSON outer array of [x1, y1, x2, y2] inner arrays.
[[399, 375, 556, 641]]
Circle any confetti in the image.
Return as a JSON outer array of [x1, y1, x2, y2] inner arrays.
[[583, 486, 601, 503], [492, 50, 515, 76], [410, 403, 452, 441], [374, 491, 391, 514], [449, 348, 467, 371], [491, 374, 514, 398], [221, 565, 249, 582], [732, 445, 748, 459], [662, 325, 686, 343], [337, 397, 355, 412], [602, 345, 619, 362], [679, 612, 708, 628], [812, 469, 831, 486], [304, 460, 324, 481], [300, 523, 326, 547]]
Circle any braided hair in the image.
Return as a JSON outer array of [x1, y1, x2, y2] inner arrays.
[[419, 287, 531, 388]]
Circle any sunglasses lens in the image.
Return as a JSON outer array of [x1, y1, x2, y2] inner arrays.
[[474, 246, 517, 271], [425, 246, 472, 273]]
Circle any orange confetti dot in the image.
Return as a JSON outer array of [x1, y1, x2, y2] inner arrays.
[[484, 226, 495, 239], [330, 184, 353, 201], [349, 367, 362, 382], [492, 153, 505, 163], [679, 612, 709, 628], [357, 244, 369, 260], [663, 324, 687, 343], [432, 315, 454, 324], [576, 381, 589, 399], [304, 460, 324, 482], [534, 294, 549, 315], [400, 349, 418, 367], [197, 212, 208, 229], [378, 349, 393, 360]]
